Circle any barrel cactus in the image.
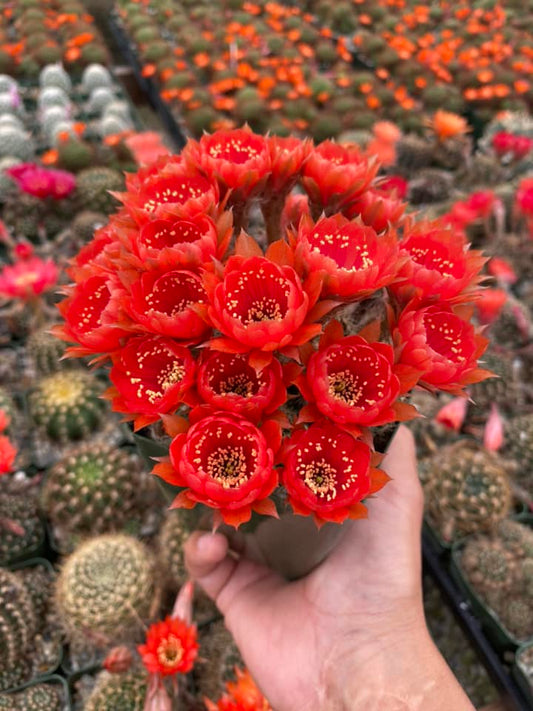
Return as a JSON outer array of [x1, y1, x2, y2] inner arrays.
[[42, 443, 150, 551], [194, 620, 244, 701], [501, 413, 533, 497], [55, 534, 156, 645], [28, 370, 107, 443], [37, 87, 71, 111], [84, 671, 147, 711], [18, 683, 62, 711], [75, 166, 124, 214], [27, 325, 71, 376], [0, 489, 44, 565], [81, 63, 113, 93], [39, 63, 72, 93], [0, 568, 36, 691], [420, 440, 512, 542], [0, 126, 34, 161]]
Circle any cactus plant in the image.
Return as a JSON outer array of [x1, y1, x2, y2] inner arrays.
[[0, 127, 34, 161], [75, 166, 124, 214], [0, 489, 44, 565], [28, 370, 107, 443], [84, 671, 147, 711], [407, 169, 454, 205], [396, 135, 434, 175], [55, 534, 156, 645], [42, 443, 151, 551], [501, 413, 533, 497], [40, 105, 70, 141], [39, 63, 72, 93], [38, 87, 71, 111], [0, 568, 36, 691], [460, 520, 533, 640], [420, 440, 512, 542], [27, 325, 71, 376], [81, 64, 113, 93], [194, 620, 244, 701], [86, 87, 116, 115], [56, 138, 93, 172]]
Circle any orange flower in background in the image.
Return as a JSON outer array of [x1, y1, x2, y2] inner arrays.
[[206, 668, 272, 711], [430, 110, 470, 141]]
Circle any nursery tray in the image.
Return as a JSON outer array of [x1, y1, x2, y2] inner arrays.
[[107, 15, 187, 151], [423, 534, 532, 711]]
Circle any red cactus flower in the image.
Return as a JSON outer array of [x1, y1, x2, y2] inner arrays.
[[516, 177, 533, 218], [476, 288, 507, 324], [297, 325, 410, 430], [345, 186, 406, 234], [393, 304, 492, 395], [0, 435, 16, 474], [375, 175, 408, 199], [0, 256, 58, 300], [125, 268, 211, 343], [138, 616, 198, 677], [156, 412, 279, 528], [205, 253, 322, 365], [196, 351, 286, 423], [447, 191, 500, 228], [102, 646, 133, 674], [108, 335, 197, 430], [7, 163, 75, 199], [434, 397, 467, 432], [183, 127, 271, 202], [54, 275, 129, 358], [293, 213, 400, 300], [391, 220, 486, 305], [0, 410, 9, 433], [281, 193, 310, 233], [14, 242, 34, 260], [265, 135, 311, 195], [301, 141, 378, 217], [118, 156, 219, 223], [487, 257, 517, 286], [492, 131, 515, 157], [281, 423, 387, 526], [484, 404, 503, 452], [205, 668, 272, 711]]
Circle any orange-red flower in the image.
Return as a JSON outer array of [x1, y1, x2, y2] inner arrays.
[[205, 668, 272, 711], [138, 616, 198, 677], [293, 214, 400, 300], [393, 304, 491, 395], [281, 423, 387, 526], [301, 141, 378, 217], [0, 435, 16, 474], [391, 220, 486, 305], [125, 268, 211, 344], [196, 351, 286, 423], [346, 186, 407, 234], [108, 335, 197, 430], [157, 412, 279, 528], [429, 110, 470, 141], [183, 127, 271, 202]]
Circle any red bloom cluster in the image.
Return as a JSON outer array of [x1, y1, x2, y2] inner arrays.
[[7, 163, 76, 200], [0, 252, 58, 301], [55, 127, 492, 528], [492, 132, 533, 161], [0, 409, 16, 475]]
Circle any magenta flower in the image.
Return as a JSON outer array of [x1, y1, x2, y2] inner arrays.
[[7, 164, 76, 200]]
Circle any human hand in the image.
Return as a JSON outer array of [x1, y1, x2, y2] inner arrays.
[[185, 426, 475, 710]]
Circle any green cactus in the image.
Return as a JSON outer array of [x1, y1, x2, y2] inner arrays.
[[39, 64, 72, 93], [42, 443, 150, 551], [467, 348, 521, 422], [0, 490, 44, 566], [80, 43, 109, 67], [81, 63, 113, 93], [489, 296, 532, 350], [55, 534, 156, 645], [28, 370, 107, 443], [17, 684, 61, 711], [84, 671, 147, 711], [396, 135, 434, 175], [420, 440, 512, 542], [0, 568, 36, 691], [75, 166, 124, 214], [57, 138, 93, 172], [0, 127, 34, 162], [70, 210, 107, 244], [460, 520, 533, 640], [406, 390, 460, 460], [18, 563, 54, 620], [157, 510, 190, 590], [501, 413, 533, 498], [310, 114, 343, 143], [27, 325, 72, 376], [186, 107, 218, 137]]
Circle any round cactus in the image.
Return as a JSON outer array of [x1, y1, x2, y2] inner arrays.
[[194, 620, 243, 701], [84, 671, 147, 711], [0, 568, 36, 690], [42, 443, 150, 551], [27, 325, 71, 376], [0, 75, 17, 93], [75, 166, 124, 214], [98, 114, 130, 137], [55, 534, 156, 644], [0, 490, 44, 566], [157, 511, 191, 590], [56, 138, 93, 172], [420, 440, 512, 542], [81, 63, 113, 93], [0, 114, 23, 130], [39, 63, 72, 93], [86, 87, 116, 114], [0, 92, 21, 116], [501, 414, 533, 497], [0, 127, 34, 161], [0, 387, 16, 427], [70, 210, 107, 244], [396, 135, 434, 175], [407, 169, 453, 205], [40, 105, 70, 140], [28, 370, 107, 443], [37, 87, 71, 111], [102, 100, 131, 123], [18, 683, 62, 711]]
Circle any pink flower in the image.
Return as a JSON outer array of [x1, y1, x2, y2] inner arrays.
[[7, 163, 76, 199], [434, 397, 467, 431], [0, 257, 58, 300], [484, 404, 503, 452]]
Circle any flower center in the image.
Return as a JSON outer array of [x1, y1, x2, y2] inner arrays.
[[207, 446, 249, 488], [328, 370, 364, 405], [300, 459, 337, 499], [157, 634, 184, 669], [208, 138, 260, 163], [218, 373, 256, 398], [409, 244, 457, 277], [143, 178, 207, 212], [245, 297, 284, 324]]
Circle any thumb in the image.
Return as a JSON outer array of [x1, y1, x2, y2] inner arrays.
[[184, 531, 285, 617]]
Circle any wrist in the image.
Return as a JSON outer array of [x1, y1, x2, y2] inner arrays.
[[319, 614, 475, 711]]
